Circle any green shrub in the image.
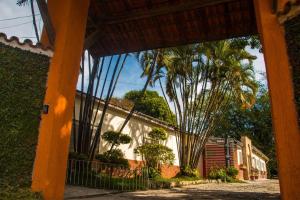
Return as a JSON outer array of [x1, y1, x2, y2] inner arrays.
[[171, 175, 201, 182], [226, 166, 239, 178], [177, 166, 199, 178], [96, 131, 131, 168], [102, 131, 132, 148], [147, 167, 161, 178], [95, 149, 129, 168], [135, 127, 175, 176], [148, 128, 167, 141], [208, 166, 239, 182]]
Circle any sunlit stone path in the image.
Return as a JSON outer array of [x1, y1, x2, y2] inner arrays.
[[65, 179, 280, 200]]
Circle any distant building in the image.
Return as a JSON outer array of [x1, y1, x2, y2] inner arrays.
[[71, 93, 268, 180], [200, 136, 269, 180]]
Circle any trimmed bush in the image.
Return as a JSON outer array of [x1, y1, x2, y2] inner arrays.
[[95, 149, 129, 168], [226, 166, 239, 178]]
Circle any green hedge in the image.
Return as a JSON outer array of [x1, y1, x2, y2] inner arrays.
[[285, 15, 300, 125], [0, 42, 50, 196]]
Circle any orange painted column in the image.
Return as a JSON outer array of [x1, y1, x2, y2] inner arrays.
[[254, 0, 300, 199], [31, 0, 90, 199]]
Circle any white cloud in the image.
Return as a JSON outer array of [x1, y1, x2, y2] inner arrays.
[[0, 0, 41, 42]]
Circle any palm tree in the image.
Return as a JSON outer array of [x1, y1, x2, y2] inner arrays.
[[138, 40, 258, 174]]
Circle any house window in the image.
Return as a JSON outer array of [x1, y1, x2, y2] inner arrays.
[[257, 160, 261, 170], [237, 150, 243, 165], [252, 157, 256, 168], [262, 162, 265, 171]]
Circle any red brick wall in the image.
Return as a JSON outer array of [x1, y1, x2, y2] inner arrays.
[[203, 143, 234, 177], [128, 160, 179, 178], [161, 165, 180, 178]]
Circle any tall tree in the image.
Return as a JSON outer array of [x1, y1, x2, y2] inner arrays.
[[124, 90, 176, 125], [138, 40, 258, 174]]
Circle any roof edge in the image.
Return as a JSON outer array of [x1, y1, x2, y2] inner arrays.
[[0, 33, 53, 57], [75, 91, 176, 132]]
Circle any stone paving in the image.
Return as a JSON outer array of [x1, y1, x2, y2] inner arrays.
[[65, 179, 280, 200]]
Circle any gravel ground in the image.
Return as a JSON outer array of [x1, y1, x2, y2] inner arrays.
[[65, 179, 280, 200]]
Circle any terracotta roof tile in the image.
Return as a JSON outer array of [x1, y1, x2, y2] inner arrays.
[[0, 32, 53, 57]]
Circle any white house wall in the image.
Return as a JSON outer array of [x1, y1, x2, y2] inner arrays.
[[73, 97, 180, 166]]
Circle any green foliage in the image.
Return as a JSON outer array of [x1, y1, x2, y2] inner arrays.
[[135, 128, 175, 174], [177, 166, 200, 178], [208, 166, 239, 182], [147, 167, 161, 179], [208, 167, 227, 181], [0, 42, 49, 194], [102, 131, 132, 148], [67, 169, 148, 190], [138, 39, 259, 173], [148, 127, 167, 142], [97, 131, 131, 167], [95, 149, 129, 167], [149, 175, 201, 189], [229, 36, 262, 51], [0, 187, 42, 200], [124, 90, 176, 124], [135, 143, 175, 168], [226, 166, 239, 178]]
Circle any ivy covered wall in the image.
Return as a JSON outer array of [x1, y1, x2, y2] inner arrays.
[[285, 15, 300, 125], [0, 42, 50, 193]]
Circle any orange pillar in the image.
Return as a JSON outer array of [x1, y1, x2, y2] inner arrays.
[[31, 0, 90, 199], [254, 0, 300, 199]]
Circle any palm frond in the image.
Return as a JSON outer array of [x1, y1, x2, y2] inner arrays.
[[17, 0, 29, 6]]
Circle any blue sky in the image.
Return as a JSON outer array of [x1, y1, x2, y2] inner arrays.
[[0, 0, 267, 99]]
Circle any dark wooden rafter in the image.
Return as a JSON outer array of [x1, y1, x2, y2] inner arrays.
[[36, 0, 56, 45], [86, 0, 257, 56], [97, 0, 236, 25], [84, 30, 101, 50], [85, 0, 236, 51]]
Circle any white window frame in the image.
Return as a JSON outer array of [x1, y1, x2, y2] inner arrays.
[[237, 149, 243, 165]]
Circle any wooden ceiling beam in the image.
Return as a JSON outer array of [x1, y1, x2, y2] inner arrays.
[[97, 0, 237, 25]]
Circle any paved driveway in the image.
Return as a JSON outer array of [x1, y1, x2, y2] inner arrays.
[[65, 179, 280, 200]]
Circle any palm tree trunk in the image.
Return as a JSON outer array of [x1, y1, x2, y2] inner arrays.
[[30, 0, 39, 42]]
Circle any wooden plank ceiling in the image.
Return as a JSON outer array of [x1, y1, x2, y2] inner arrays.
[[86, 0, 258, 57]]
